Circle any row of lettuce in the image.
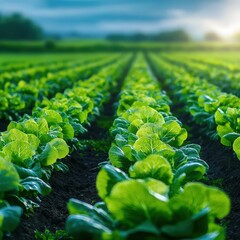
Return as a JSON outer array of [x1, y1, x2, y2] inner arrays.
[[0, 53, 118, 120], [66, 55, 230, 240], [0, 54, 85, 74], [148, 54, 240, 160], [160, 53, 240, 97], [0, 54, 132, 239]]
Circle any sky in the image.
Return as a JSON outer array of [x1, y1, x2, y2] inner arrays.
[[1, 0, 240, 38]]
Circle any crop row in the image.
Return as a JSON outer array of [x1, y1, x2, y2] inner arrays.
[[183, 53, 240, 72], [66, 54, 230, 240], [0, 54, 119, 120], [0, 54, 88, 74], [0, 57, 62, 74], [0, 57, 90, 87], [0, 54, 132, 239], [149, 54, 240, 160], [160, 53, 240, 96]]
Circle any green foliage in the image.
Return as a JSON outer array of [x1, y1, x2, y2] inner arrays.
[[97, 165, 129, 199], [0, 206, 22, 236], [106, 179, 170, 227], [2, 140, 36, 167], [66, 54, 230, 240], [35, 229, 72, 240], [20, 177, 51, 196], [0, 13, 43, 40], [0, 159, 20, 192], [0, 54, 119, 120], [1, 50, 238, 239], [129, 154, 173, 184], [150, 53, 240, 159], [67, 179, 229, 239], [0, 53, 132, 237], [233, 137, 240, 159], [66, 215, 112, 240]]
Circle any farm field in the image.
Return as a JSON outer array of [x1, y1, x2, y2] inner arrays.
[[0, 50, 240, 240]]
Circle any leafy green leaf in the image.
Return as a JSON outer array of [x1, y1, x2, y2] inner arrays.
[[161, 208, 209, 238], [60, 123, 75, 140], [129, 154, 173, 184], [0, 159, 20, 192], [21, 119, 39, 135], [109, 145, 130, 170], [20, 176, 51, 196], [106, 179, 171, 227], [169, 183, 230, 219], [40, 109, 63, 125], [115, 134, 128, 148], [133, 134, 173, 156], [2, 129, 28, 144], [136, 123, 159, 138], [233, 137, 240, 160], [0, 206, 22, 232], [49, 138, 69, 159], [27, 134, 40, 150], [215, 108, 226, 125], [2, 140, 35, 167], [40, 143, 59, 166], [97, 164, 129, 199], [175, 162, 207, 182], [36, 118, 49, 135], [217, 124, 233, 146], [124, 106, 165, 126], [128, 119, 144, 134], [66, 215, 111, 240], [68, 199, 112, 225], [54, 161, 69, 173], [160, 121, 188, 147]]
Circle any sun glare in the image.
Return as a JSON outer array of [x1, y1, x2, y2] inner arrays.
[[212, 24, 240, 39]]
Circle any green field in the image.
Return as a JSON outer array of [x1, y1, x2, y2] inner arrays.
[[2, 40, 240, 52], [0, 47, 240, 240]]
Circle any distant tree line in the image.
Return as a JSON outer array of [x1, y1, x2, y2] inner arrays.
[[204, 32, 222, 41], [106, 29, 191, 42], [0, 13, 43, 40]]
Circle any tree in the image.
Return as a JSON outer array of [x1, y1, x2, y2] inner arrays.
[[106, 29, 191, 42], [0, 13, 43, 40], [154, 29, 191, 42]]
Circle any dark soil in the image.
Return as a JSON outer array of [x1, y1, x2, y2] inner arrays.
[[0, 119, 10, 132]]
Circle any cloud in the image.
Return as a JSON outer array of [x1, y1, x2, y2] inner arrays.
[[1, 1, 158, 18], [0, 0, 42, 13], [166, 9, 186, 18], [1, 0, 240, 38]]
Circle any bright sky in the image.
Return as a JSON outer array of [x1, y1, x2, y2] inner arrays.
[[1, 0, 240, 38]]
